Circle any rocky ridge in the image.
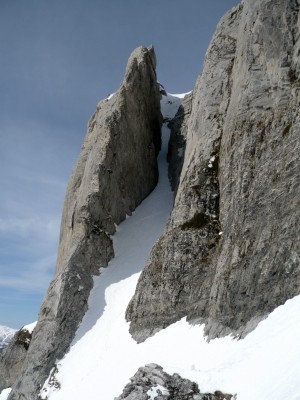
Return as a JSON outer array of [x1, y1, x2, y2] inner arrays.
[[6, 45, 162, 400], [127, 0, 300, 341]]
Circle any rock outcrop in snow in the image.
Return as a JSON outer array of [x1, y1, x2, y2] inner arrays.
[[127, 0, 300, 341], [116, 364, 234, 400], [7, 45, 162, 400]]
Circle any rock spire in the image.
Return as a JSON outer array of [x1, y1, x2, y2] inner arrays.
[[7, 45, 162, 400]]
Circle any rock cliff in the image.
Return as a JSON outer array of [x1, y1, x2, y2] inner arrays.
[[127, 0, 300, 341], [7, 45, 162, 400], [3, 0, 300, 397]]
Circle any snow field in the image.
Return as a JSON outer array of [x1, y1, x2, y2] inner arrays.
[[22, 321, 37, 334], [0, 389, 11, 400]]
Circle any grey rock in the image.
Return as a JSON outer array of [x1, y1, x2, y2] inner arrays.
[[115, 363, 234, 400], [167, 92, 193, 194], [8, 45, 162, 400], [127, 0, 300, 341], [0, 328, 33, 392]]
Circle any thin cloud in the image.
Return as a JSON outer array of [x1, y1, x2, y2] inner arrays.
[[0, 216, 60, 241], [0, 118, 67, 307], [0, 254, 56, 293]]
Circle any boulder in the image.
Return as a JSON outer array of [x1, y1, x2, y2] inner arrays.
[[115, 363, 234, 400]]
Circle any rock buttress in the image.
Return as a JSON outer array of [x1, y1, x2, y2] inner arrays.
[[127, 0, 300, 341], [8, 45, 162, 400]]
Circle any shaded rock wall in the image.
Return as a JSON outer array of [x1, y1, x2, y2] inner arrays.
[[8, 46, 162, 400], [167, 91, 193, 194], [0, 328, 33, 392], [127, 0, 300, 341]]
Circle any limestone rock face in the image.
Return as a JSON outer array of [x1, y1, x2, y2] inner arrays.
[[115, 363, 234, 400], [127, 0, 300, 341], [8, 45, 162, 400]]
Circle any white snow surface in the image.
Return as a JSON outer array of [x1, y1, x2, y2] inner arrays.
[[147, 385, 170, 399], [22, 321, 37, 334], [160, 92, 189, 120], [0, 325, 16, 353], [168, 91, 192, 99], [40, 94, 300, 400], [106, 92, 115, 100], [0, 388, 11, 400]]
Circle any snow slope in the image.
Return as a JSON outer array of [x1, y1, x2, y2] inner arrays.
[[0, 389, 11, 400], [20, 93, 300, 400], [21, 321, 37, 334]]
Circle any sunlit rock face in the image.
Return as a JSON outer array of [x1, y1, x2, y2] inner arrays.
[[8, 45, 162, 400], [127, 0, 300, 341]]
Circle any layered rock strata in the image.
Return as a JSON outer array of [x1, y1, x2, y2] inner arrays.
[[8, 45, 162, 400], [116, 363, 234, 400], [127, 0, 300, 341]]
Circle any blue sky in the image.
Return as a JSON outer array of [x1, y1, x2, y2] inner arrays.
[[0, 0, 238, 328]]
